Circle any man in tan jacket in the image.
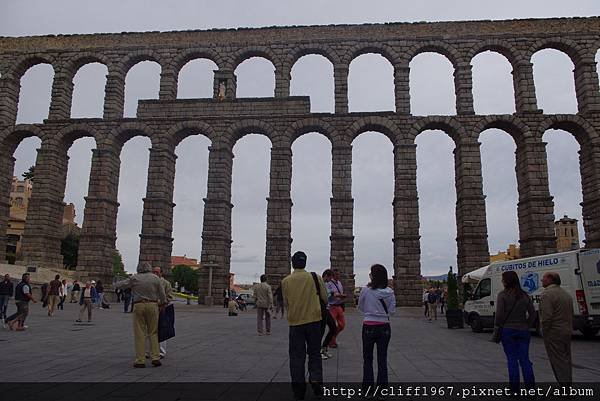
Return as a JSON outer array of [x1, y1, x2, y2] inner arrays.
[[254, 274, 273, 335], [539, 272, 573, 384], [116, 262, 166, 368]]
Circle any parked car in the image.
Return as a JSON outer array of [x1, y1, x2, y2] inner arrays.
[[237, 292, 255, 306]]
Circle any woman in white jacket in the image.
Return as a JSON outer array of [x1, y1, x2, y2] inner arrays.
[[358, 264, 396, 387]]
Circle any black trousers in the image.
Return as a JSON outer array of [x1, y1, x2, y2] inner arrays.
[[362, 323, 391, 386], [289, 321, 323, 398], [320, 311, 336, 348]]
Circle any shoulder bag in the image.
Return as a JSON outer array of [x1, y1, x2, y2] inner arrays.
[[311, 272, 328, 320], [490, 295, 519, 343]]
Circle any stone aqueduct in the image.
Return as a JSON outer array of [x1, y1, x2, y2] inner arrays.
[[0, 17, 599, 306]]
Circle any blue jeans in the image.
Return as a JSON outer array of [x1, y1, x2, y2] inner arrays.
[[362, 323, 391, 386], [501, 328, 535, 392], [0, 295, 9, 319]]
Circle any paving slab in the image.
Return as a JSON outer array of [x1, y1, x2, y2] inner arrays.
[[1, 300, 599, 384]]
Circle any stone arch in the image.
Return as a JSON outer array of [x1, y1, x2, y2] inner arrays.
[[0, 124, 45, 155], [404, 41, 459, 67], [474, 116, 533, 145], [165, 121, 217, 147], [231, 47, 279, 71], [343, 43, 400, 66], [348, 116, 399, 143], [289, 46, 339, 68], [537, 115, 598, 146], [111, 122, 158, 150], [10, 54, 56, 79], [288, 118, 337, 145], [67, 53, 111, 75], [467, 39, 522, 67], [410, 116, 463, 143], [529, 38, 585, 65], [171, 49, 224, 75], [227, 119, 275, 148], [121, 50, 164, 73], [54, 123, 102, 153]]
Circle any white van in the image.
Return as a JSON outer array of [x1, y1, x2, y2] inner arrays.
[[463, 249, 600, 338]]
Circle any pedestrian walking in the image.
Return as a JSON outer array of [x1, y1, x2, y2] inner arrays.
[[5, 273, 36, 331], [0, 274, 14, 322], [422, 289, 429, 317], [540, 272, 573, 384], [40, 282, 49, 308], [254, 274, 273, 335], [95, 280, 105, 308], [123, 287, 133, 313], [440, 289, 447, 315], [116, 262, 166, 368], [282, 251, 328, 400], [320, 269, 337, 360], [326, 268, 346, 348], [223, 288, 230, 308], [70, 280, 80, 303], [274, 285, 284, 319], [47, 274, 62, 316], [76, 281, 97, 323], [494, 271, 536, 393], [153, 267, 174, 358], [427, 288, 438, 322], [57, 279, 67, 310], [358, 264, 395, 388]]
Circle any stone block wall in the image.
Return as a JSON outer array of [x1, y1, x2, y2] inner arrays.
[[1, 17, 599, 305]]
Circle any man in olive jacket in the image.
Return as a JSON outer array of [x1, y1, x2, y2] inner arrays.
[[539, 272, 573, 384]]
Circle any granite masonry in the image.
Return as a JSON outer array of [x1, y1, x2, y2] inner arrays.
[[0, 17, 599, 306]]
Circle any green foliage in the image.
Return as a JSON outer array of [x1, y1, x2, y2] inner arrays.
[[22, 165, 35, 182], [171, 264, 199, 293], [113, 249, 126, 276], [60, 233, 79, 269], [446, 266, 459, 311]]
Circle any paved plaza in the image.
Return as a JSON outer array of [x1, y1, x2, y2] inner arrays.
[[2, 300, 599, 385]]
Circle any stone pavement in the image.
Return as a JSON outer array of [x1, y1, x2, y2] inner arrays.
[[1, 301, 599, 383]]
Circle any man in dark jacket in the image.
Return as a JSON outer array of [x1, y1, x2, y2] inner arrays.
[[0, 274, 14, 321], [5, 273, 36, 330]]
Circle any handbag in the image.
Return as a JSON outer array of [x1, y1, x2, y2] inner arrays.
[[311, 272, 328, 320], [490, 296, 518, 343], [158, 304, 175, 342]]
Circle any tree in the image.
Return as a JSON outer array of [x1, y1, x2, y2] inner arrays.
[[22, 165, 35, 182], [446, 266, 459, 311], [113, 249, 126, 276], [60, 233, 79, 269], [171, 264, 199, 293]]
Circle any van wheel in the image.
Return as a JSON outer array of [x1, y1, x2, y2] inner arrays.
[[470, 315, 484, 333], [580, 328, 599, 339]]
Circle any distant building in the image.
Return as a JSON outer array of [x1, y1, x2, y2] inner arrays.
[[555, 215, 580, 252], [170, 255, 201, 270], [490, 244, 520, 263], [6, 177, 79, 261]]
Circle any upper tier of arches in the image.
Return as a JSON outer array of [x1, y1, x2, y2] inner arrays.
[[1, 30, 598, 122]]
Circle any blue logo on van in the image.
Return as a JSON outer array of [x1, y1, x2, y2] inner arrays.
[[521, 272, 539, 294]]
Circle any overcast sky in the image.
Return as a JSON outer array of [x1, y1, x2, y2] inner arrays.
[[2, 1, 599, 285]]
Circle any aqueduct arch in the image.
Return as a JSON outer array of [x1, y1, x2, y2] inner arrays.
[[1, 17, 599, 306]]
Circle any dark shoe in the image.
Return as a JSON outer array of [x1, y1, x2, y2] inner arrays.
[[311, 382, 323, 398], [151, 360, 162, 367], [75, 319, 82, 322], [133, 363, 145, 368]]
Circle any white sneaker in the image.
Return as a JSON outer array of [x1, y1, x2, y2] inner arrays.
[[320, 352, 328, 360]]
